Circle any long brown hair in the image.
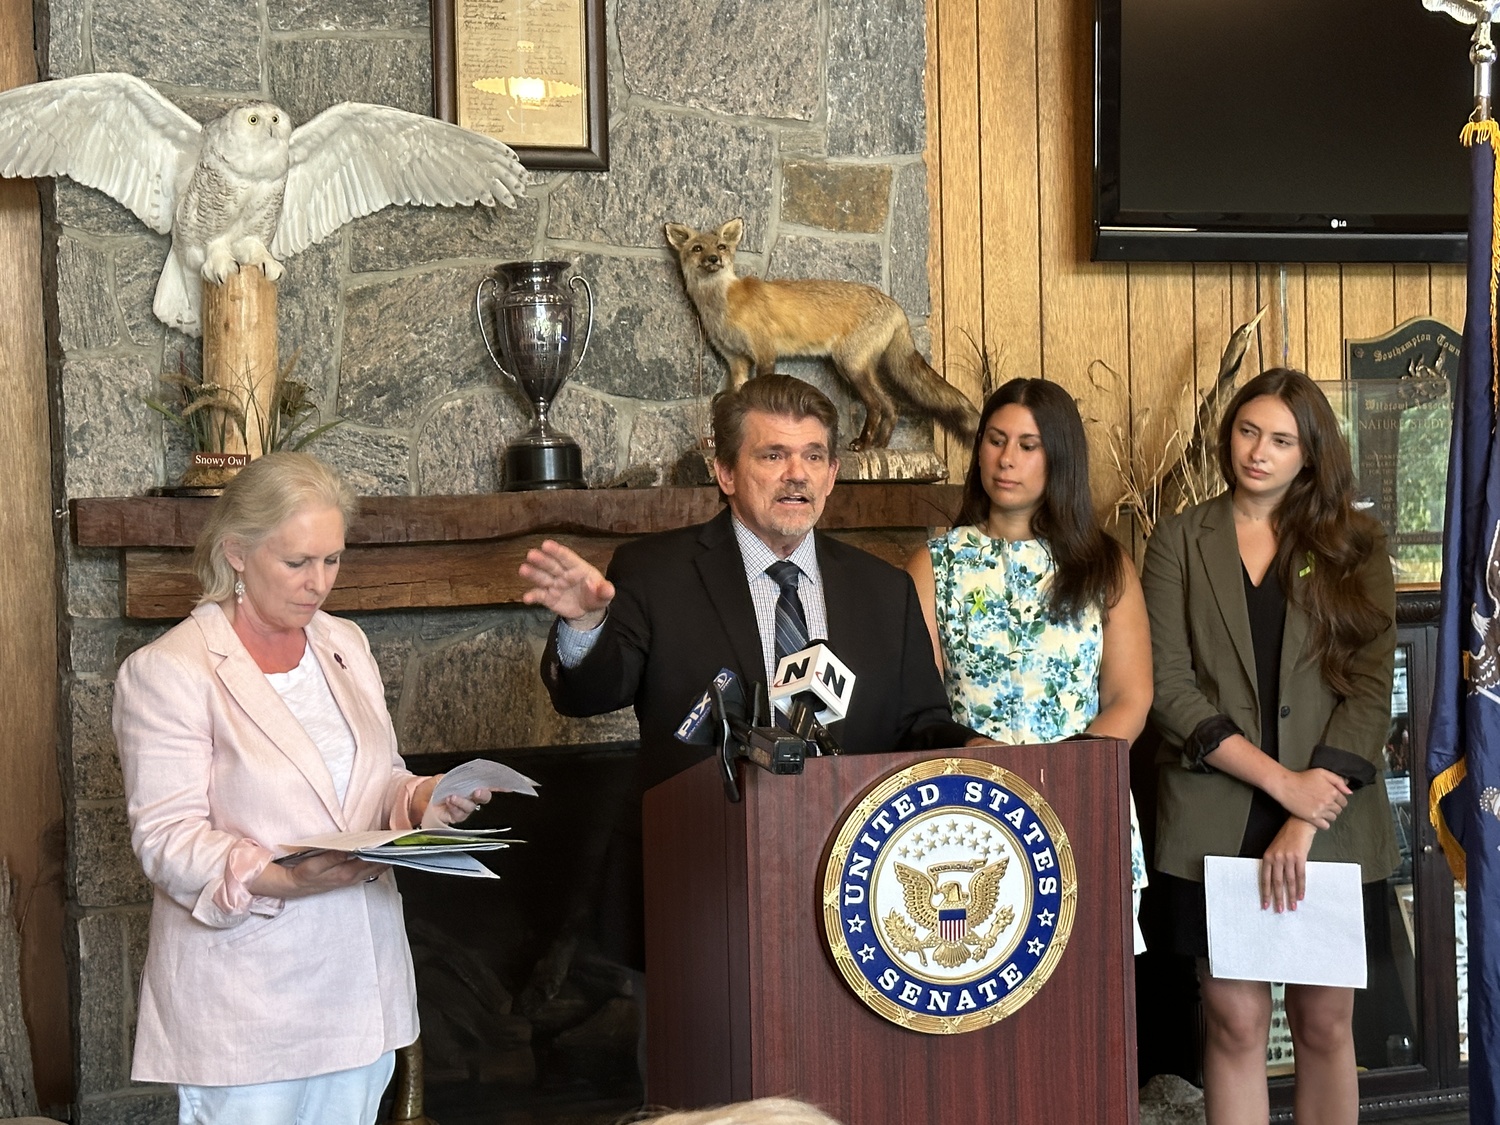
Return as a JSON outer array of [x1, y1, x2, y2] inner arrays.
[[956, 378, 1125, 619], [1217, 368, 1389, 695]]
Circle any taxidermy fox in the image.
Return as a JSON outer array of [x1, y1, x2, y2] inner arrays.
[[665, 218, 979, 450]]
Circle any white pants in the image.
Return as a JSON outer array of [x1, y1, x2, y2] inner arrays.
[[176, 1051, 395, 1125]]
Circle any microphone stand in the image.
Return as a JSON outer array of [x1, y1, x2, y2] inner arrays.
[[784, 693, 843, 756], [712, 681, 746, 803], [808, 720, 843, 756], [714, 682, 810, 803]]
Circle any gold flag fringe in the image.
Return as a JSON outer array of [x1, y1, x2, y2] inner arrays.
[[1429, 755, 1469, 887]]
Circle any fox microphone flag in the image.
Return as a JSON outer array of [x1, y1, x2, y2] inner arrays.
[[1428, 108, 1500, 1121]]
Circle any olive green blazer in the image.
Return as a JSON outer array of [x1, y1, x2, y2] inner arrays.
[[1141, 492, 1400, 882]]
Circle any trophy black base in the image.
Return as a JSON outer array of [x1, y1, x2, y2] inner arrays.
[[502, 441, 586, 491]]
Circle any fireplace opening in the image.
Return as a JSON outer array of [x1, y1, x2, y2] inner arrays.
[[395, 744, 645, 1125]]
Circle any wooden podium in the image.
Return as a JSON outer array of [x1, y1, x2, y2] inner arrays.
[[642, 741, 1137, 1125]]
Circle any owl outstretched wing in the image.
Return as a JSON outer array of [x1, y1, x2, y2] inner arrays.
[[894, 863, 939, 930], [0, 72, 199, 234], [965, 859, 1008, 929], [273, 102, 527, 258], [1422, 0, 1500, 23]]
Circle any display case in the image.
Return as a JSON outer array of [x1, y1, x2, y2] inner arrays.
[[1336, 599, 1442, 1095]]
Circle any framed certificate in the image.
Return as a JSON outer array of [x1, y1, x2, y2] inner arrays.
[[431, 0, 609, 171]]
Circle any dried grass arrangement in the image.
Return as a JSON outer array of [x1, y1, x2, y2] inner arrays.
[[147, 352, 246, 455], [1086, 360, 1227, 547], [952, 316, 1263, 559], [1085, 307, 1267, 555], [146, 348, 340, 457]]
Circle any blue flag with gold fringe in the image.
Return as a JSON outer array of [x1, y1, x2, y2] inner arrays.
[[1429, 116, 1500, 1118]]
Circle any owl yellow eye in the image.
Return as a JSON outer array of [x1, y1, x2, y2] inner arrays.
[[247, 114, 258, 124], [271, 114, 279, 123]]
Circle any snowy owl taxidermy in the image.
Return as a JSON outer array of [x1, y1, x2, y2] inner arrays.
[[0, 72, 527, 335]]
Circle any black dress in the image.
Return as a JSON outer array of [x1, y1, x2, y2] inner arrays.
[[1155, 563, 1288, 957]]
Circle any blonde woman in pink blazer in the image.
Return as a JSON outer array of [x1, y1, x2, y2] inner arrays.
[[113, 453, 488, 1125]]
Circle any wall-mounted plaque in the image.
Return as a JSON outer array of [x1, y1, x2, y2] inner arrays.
[[1316, 378, 1450, 585], [1337, 316, 1459, 586], [431, 0, 609, 171], [1345, 317, 1462, 383]]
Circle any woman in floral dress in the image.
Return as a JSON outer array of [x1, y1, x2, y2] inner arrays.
[[905, 377, 1153, 950]]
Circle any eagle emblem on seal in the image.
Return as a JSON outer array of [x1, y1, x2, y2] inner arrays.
[[882, 856, 1016, 969]]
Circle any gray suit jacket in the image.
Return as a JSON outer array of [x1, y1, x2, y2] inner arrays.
[[1142, 492, 1400, 882]]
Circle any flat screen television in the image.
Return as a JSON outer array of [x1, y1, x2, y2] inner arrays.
[[1094, 0, 1475, 263]]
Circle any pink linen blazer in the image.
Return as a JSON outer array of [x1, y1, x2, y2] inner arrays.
[[113, 602, 423, 1086]]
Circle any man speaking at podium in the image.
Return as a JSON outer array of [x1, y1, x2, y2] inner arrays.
[[520, 374, 981, 791]]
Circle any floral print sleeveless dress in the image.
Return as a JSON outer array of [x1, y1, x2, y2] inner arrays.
[[928, 526, 1148, 952]]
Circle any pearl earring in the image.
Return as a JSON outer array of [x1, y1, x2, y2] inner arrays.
[[234, 578, 245, 604]]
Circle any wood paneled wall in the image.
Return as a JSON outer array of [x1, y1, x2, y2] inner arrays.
[[924, 0, 1467, 516], [0, 0, 68, 1104]]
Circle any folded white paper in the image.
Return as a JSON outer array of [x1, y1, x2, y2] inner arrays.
[[422, 759, 539, 828], [431, 759, 538, 803], [1204, 856, 1367, 988]]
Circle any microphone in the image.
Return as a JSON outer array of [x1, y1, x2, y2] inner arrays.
[[770, 641, 855, 751], [677, 669, 805, 802], [675, 668, 743, 745]]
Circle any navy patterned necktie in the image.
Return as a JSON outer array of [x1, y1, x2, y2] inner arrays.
[[766, 560, 810, 667]]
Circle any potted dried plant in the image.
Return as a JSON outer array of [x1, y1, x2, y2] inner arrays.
[[146, 349, 341, 492], [1086, 308, 1266, 561]]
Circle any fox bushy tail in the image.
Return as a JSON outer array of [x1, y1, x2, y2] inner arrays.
[[881, 331, 980, 443]]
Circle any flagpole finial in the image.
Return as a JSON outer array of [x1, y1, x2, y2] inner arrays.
[[1475, 19, 1496, 119], [1422, 1, 1500, 113]]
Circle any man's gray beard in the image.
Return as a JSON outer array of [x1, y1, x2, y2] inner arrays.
[[765, 510, 819, 542]]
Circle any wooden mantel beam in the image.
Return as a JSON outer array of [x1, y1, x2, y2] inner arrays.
[[73, 486, 962, 619], [73, 484, 963, 548]]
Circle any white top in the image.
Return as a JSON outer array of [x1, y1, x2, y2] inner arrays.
[[265, 641, 358, 804]]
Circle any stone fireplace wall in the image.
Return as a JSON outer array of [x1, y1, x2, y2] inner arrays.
[[40, 0, 932, 1120]]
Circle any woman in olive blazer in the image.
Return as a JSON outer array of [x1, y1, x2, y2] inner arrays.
[[1145, 490, 1399, 884], [1141, 369, 1398, 1125]]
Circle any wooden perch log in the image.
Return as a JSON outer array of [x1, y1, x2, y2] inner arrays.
[[202, 266, 279, 459]]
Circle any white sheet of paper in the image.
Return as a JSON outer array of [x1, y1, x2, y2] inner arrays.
[[1204, 856, 1367, 988], [366, 851, 500, 879], [432, 759, 539, 802]]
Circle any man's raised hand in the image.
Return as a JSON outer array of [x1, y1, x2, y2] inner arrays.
[[518, 539, 615, 628]]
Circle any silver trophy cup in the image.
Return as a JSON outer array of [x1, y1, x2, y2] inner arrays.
[[475, 260, 595, 490]]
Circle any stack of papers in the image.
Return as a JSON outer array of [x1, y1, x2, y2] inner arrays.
[[284, 827, 517, 879], [279, 757, 541, 879]]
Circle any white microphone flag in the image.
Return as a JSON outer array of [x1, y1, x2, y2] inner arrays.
[[770, 643, 855, 720]]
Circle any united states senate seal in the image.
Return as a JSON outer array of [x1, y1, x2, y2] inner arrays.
[[821, 758, 1076, 1033]]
